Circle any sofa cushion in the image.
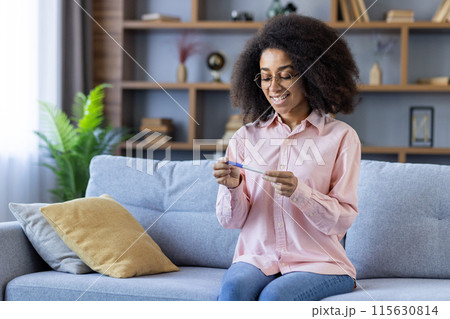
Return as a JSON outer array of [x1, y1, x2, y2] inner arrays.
[[85, 156, 239, 269], [5, 268, 225, 301], [346, 160, 450, 279], [322, 278, 450, 301], [40, 194, 178, 278], [8, 202, 91, 274]]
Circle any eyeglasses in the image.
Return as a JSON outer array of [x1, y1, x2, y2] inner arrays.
[[254, 71, 299, 89]]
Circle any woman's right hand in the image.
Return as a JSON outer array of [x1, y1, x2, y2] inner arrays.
[[212, 157, 241, 189]]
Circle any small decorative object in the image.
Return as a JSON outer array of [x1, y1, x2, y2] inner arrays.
[[176, 32, 204, 82], [177, 64, 187, 83], [231, 10, 254, 21], [206, 52, 226, 82], [369, 62, 382, 85], [284, 2, 297, 15], [410, 107, 434, 147], [370, 34, 394, 85], [222, 114, 244, 140], [267, 0, 284, 19]]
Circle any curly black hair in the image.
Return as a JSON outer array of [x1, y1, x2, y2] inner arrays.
[[230, 14, 360, 124]]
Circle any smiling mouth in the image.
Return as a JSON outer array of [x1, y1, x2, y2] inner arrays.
[[271, 94, 289, 103]]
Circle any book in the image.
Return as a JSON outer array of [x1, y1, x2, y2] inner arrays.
[[141, 118, 173, 126], [386, 10, 414, 18], [140, 125, 173, 134], [386, 17, 415, 23], [141, 13, 181, 22], [339, 0, 351, 22], [417, 76, 449, 85], [432, 0, 450, 22], [140, 118, 173, 134], [385, 9, 414, 23], [350, 0, 361, 22], [357, 0, 370, 22]]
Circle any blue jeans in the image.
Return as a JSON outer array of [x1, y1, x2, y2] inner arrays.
[[218, 262, 355, 301]]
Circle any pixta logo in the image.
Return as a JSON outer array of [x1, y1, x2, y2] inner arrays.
[[126, 129, 171, 175]]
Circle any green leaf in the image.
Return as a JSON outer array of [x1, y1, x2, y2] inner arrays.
[[77, 83, 112, 132], [71, 92, 87, 123], [38, 102, 77, 153]]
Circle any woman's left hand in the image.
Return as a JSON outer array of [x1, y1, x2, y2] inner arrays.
[[263, 170, 298, 198]]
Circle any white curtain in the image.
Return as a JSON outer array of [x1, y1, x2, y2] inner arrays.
[[0, 0, 61, 222]]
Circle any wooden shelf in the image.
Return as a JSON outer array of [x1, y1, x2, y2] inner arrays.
[[359, 84, 450, 92], [331, 21, 450, 30], [362, 146, 450, 163], [122, 20, 450, 31], [118, 143, 450, 162], [123, 20, 264, 30], [122, 81, 230, 90], [118, 141, 193, 151], [122, 81, 450, 93]]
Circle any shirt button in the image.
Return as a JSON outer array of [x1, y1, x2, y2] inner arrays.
[[282, 263, 286, 267], [279, 165, 286, 170], [309, 213, 314, 217], [278, 222, 282, 228], [292, 197, 297, 203]]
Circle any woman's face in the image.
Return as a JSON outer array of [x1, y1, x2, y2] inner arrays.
[[258, 48, 309, 123]]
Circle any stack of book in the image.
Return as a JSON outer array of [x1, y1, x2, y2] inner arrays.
[[222, 114, 244, 140], [417, 76, 449, 86], [432, 0, 450, 22], [338, 0, 370, 23], [385, 10, 415, 23], [141, 13, 181, 22], [140, 118, 173, 135]]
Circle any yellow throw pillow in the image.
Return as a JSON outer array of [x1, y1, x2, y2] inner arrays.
[[40, 194, 178, 278]]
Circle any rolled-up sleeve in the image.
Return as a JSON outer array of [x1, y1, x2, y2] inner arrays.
[[289, 131, 361, 237]]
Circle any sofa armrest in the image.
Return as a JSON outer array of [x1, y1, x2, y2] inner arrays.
[[0, 221, 49, 300]]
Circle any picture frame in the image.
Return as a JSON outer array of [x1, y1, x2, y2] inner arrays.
[[409, 107, 434, 147]]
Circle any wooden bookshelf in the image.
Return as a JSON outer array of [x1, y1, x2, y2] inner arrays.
[[93, 0, 450, 161]]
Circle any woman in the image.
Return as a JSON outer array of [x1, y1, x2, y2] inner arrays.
[[212, 14, 361, 301]]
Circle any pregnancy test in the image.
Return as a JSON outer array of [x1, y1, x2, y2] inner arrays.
[[226, 161, 265, 174]]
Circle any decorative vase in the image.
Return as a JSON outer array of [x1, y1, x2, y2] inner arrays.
[[177, 63, 187, 82], [267, 0, 284, 19], [369, 62, 382, 85]]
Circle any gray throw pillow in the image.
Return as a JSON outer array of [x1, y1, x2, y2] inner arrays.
[[345, 160, 450, 279], [9, 202, 91, 274]]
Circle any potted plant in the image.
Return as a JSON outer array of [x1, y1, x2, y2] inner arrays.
[[35, 83, 128, 201]]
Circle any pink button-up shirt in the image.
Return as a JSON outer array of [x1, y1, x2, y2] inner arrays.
[[216, 109, 361, 278]]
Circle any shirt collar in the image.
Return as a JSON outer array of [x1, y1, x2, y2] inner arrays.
[[257, 112, 278, 128], [258, 109, 325, 133], [305, 109, 325, 134]]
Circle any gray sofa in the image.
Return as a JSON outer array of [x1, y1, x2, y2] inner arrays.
[[1, 155, 449, 301]]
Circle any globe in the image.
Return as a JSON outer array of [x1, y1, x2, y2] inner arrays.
[[207, 52, 225, 82], [207, 52, 225, 71]]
